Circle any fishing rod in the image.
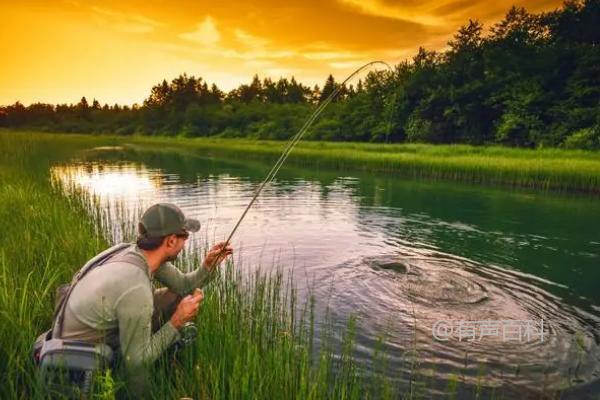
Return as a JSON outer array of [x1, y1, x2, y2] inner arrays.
[[181, 61, 395, 344], [211, 60, 395, 264]]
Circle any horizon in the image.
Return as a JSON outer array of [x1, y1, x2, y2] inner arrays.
[[2, 0, 563, 106]]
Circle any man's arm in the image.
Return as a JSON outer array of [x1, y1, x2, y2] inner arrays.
[[154, 262, 212, 296], [116, 284, 180, 394], [154, 242, 233, 296]]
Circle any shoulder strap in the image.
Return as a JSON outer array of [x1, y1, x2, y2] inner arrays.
[[53, 243, 132, 338], [74, 243, 132, 282], [107, 251, 149, 275]]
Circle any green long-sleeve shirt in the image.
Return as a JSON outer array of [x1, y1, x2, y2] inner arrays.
[[60, 244, 212, 393]]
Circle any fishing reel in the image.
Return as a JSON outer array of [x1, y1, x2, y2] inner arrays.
[[180, 322, 198, 346]]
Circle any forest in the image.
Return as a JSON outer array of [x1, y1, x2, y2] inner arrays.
[[1, 0, 598, 149]]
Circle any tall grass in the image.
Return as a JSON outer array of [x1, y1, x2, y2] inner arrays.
[[124, 135, 600, 194], [1, 130, 561, 399], [0, 132, 407, 398], [5, 130, 599, 194], [0, 133, 110, 398]]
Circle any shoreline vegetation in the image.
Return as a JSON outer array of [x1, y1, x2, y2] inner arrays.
[[0, 127, 575, 398], [1, 1, 598, 151], [0, 129, 426, 399], [1, 125, 403, 399], [3, 130, 600, 195]]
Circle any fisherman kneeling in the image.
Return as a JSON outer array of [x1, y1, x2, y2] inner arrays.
[[33, 203, 233, 397]]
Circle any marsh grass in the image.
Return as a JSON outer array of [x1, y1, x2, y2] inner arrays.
[[120, 135, 600, 194], [0, 133, 110, 398], [0, 132, 406, 399], [4, 130, 600, 194]]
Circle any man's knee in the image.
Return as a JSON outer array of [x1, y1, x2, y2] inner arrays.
[[151, 288, 181, 332]]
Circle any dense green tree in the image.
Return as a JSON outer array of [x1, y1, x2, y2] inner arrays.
[[2, 0, 598, 148], [319, 75, 337, 104]]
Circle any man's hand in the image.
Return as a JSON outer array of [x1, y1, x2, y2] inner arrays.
[[202, 242, 233, 272], [170, 289, 203, 330]]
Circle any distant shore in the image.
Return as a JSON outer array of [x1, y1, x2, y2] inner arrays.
[[3, 129, 600, 194]]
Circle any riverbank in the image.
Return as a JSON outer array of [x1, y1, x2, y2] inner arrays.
[[0, 132, 110, 397], [131, 136, 600, 195], [4, 129, 600, 195], [0, 131, 402, 398], [1, 130, 580, 399]]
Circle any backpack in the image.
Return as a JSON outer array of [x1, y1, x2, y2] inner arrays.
[[31, 243, 134, 398]]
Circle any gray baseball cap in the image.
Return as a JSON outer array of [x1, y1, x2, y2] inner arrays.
[[138, 203, 200, 238]]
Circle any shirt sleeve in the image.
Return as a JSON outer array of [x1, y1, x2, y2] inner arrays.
[[115, 284, 180, 395], [154, 261, 213, 296]]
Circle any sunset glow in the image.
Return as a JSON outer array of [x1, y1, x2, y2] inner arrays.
[[1, 0, 563, 106]]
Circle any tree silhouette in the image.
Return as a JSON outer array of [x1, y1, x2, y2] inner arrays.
[[1, 0, 598, 148]]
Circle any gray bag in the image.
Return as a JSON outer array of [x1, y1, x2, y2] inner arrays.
[[32, 243, 131, 398], [34, 331, 115, 398]]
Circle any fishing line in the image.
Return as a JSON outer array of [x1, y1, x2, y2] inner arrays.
[[220, 60, 395, 252]]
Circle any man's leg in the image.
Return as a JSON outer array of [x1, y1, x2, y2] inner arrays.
[[151, 288, 181, 333]]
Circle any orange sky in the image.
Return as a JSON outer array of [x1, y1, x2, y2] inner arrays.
[[1, 0, 563, 106]]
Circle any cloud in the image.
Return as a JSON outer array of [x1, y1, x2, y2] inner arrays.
[[337, 0, 563, 30], [4, 0, 565, 105], [90, 6, 163, 33], [329, 60, 368, 69], [159, 40, 295, 61], [179, 16, 221, 46], [264, 67, 295, 77], [303, 50, 365, 61], [234, 29, 269, 49], [244, 60, 274, 69], [337, 0, 445, 26]]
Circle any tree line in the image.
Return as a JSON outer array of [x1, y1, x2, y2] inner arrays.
[[1, 0, 598, 149]]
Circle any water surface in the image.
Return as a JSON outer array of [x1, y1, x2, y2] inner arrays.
[[52, 145, 600, 398]]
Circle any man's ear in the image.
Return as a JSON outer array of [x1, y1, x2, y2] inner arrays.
[[165, 234, 177, 248]]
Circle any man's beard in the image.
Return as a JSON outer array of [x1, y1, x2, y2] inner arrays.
[[164, 253, 179, 262]]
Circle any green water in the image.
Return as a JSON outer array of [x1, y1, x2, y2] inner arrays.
[[53, 144, 600, 398]]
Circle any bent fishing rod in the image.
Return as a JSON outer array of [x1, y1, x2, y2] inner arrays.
[[209, 60, 394, 265]]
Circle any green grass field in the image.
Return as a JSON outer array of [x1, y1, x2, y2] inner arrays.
[[128, 136, 600, 194], [5, 129, 599, 194]]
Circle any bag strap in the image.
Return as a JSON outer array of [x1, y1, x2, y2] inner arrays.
[[106, 252, 150, 274], [53, 243, 132, 339]]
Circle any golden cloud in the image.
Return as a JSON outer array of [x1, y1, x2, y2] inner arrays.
[[0, 0, 564, 105]]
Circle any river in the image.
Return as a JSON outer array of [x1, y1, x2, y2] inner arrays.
[[52, 144, 600, 399]]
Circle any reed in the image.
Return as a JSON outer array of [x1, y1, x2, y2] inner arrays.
[[5, 130, 599, 194], [0, 131, 407, 399], [125, 135, 600, 194], [3, 130, 573, 398]]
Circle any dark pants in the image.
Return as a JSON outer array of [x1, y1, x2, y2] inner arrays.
[[151, 288, 182, 333]]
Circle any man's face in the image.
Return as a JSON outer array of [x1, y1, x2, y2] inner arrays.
[[163, 232, 189, 262]]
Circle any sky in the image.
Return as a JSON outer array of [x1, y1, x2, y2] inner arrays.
[[1, 0, 563, 106]]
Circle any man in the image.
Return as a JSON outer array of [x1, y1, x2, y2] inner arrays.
[[58, 203, 233, 395]]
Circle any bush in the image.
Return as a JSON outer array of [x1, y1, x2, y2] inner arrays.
[[405, 113, 434, 143], [495, 111, 542, 147], [307, 118, 342, 141], [218, 127, 243, 138], [563, 125, 600, 150]]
